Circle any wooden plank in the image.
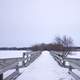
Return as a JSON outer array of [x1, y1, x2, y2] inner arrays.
[[64, 58, 80, 63], [0, 74, 3, 80], [64, 58, 80, 70], [69, 62, 80, 70], [4, 70, 21, 80], [23, 51, 41, 55], [0, 62, 18, 74], [0, 57, 25, 69], [0, 57, 23, 63], [0, 51, 41, 75], [68, 71, 80, 80], [50, 51, 80, 80], [23, 51, 41, 67]]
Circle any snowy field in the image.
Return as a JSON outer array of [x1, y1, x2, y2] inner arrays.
[[0, 51, 80, 80]]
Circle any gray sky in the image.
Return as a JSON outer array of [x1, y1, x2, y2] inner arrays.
[[0, 0, 80, 47]]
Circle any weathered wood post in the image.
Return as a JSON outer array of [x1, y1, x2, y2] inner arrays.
[[27, 53, 29, 62], [68, 65, 72, 75], [63, 61, 65, 66], [69, 65, 72, 72], [23, 52, 29, 66], [0, 73, 3, 80], [23, 52, 26, 66], [16, 63, 19, 73], [62, 56, 66, 67]]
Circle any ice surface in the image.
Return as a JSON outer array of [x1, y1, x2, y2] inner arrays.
[[67, 51, 80, 58], [16, 51, 73, 80], [0, 50, 26, 58]]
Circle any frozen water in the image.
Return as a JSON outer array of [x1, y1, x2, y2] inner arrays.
[[67, 51, 80, 58], [0, 50, 26, 58]]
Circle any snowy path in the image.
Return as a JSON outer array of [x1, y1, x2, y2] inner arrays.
[[16, 51, 73, 80]]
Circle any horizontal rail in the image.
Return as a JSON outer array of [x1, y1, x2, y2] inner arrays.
[[68, 70, 80, 80], [0, 51, 41, 73], [4, 70, 21, 80], [64, 58, 80, 70], [0, 62, 18, 74], [0, 57, 23, 63], [0, 51, 42, 80], [50, 51, 80, 80]]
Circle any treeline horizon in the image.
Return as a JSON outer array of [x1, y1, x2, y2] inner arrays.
[[0, 35, 80, 51], [0, 46, 80, 51]]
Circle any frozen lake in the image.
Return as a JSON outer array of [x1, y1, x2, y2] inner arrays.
[[0, 50, 27, 58]]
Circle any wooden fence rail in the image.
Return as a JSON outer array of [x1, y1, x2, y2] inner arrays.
[[1, 50, 80, 80], [50, 51, 80, 80], [0, 51, 41, 80]]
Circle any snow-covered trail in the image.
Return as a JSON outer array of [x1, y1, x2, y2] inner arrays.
[[16, 51, 73, 80]]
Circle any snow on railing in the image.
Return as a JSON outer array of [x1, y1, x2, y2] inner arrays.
[[50, 51, 80, 80], [0, 51, 41, 80]]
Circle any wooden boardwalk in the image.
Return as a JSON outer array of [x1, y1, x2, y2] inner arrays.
[[1, 50, 80, 80]]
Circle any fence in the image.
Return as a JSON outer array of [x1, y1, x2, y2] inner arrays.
[[1, 49, 80, 80], [0, 51, 41, 80], [50, 51, 80, 80]]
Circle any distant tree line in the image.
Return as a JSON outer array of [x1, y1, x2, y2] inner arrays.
[[31, 35, 73, 57], [0, 47, 30, 50], [0, 35, 76, 57]]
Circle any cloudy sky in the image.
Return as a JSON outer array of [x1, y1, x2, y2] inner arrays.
[[0, 0, 80, 47]]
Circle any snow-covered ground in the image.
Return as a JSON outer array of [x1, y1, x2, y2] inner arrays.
[[16, 51, 74, 80]]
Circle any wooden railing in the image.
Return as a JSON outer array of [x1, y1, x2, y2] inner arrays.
[[50, 51, 80, 80], [1, 49, 80, 80], [0, 51, 41, 80]]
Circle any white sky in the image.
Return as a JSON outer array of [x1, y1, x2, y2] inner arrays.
[[0, 0, 80, 47]]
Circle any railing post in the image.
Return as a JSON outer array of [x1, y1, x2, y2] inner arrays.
[[16, 63, 19, 73], [27, 53, 31, 62], [0, 73, 3, 80], [69, 65, 72, 72], [63, 61, 65, 66], [23, 52, 29, 66], [23, 52, 26, 66], [27, 53, 29, 62]]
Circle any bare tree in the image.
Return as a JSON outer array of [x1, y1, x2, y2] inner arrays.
[[54, 35, 73, 57], [62, 36, 73, 47], [55, 36, 63, 45], [55, 36, 73, 47]]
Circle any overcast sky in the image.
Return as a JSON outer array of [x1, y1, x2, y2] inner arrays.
[[0, 0, 80, 47]]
